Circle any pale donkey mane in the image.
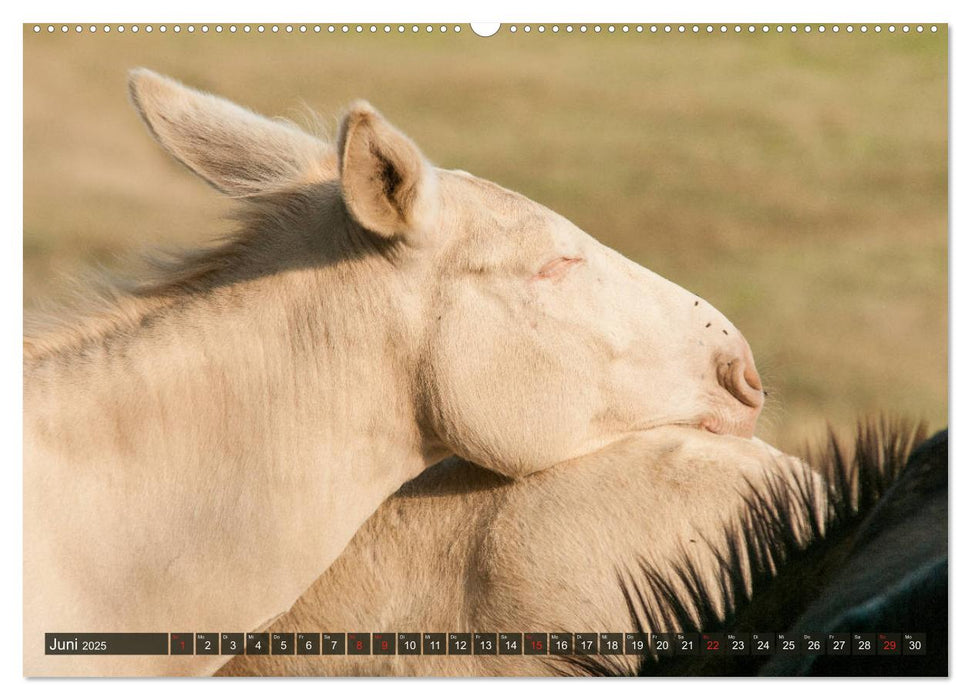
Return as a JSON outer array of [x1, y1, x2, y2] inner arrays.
[[24, 124, 346, 364]]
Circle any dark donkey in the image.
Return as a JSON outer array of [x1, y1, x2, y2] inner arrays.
[[587, 422, 947, 677]]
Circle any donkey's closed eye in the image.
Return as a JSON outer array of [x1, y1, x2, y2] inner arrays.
[[533, 256, 584, 281]]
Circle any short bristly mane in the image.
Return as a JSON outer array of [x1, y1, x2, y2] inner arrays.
[[560, 418, 931, 677], [24, 136, 340, 365]]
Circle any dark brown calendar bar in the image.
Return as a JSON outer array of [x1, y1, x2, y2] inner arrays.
[[652, 633, 674, 656], [448, 633, 471, 655], [373, 633, 396, 655], [574, 633, 598, 655], [398, 633, 421, 655], [297, 633, 320, 655], [423, 632, 446, 655], [701, 633, 726, 655], [347, 632, 371, 655], [499, 633, 522, 655], [271, 632, 295, 655], [43, 631, 929, 655], [801, 633, 825, 654], [751, 633, 774, 654], [550, 633, 573, 654], [827, 633, 851, 655], [473, 633, 497, 654], [170, 632, 193, 655], [674, 632, 699, 655], [524, 632, 549, 655], [625, 633, 649, 654], [196, 633, 219, 655], [45, 633, 169, 655], [245, 633, 268, 655], [726, 632, 750, 655], [599, 633, 623, 655], [221, 633, 243, 655], [878, 633, 902, 655], [903, 633, 927, 655], [321, 633, 345, 654]]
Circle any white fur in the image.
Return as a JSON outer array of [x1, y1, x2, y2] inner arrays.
[[24, 71, 764, 675]]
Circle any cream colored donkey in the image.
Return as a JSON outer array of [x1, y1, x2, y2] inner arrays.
[[24, 72, 764, 676], [218, 427, 813, 676]]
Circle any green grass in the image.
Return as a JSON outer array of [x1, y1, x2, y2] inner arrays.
[[23, 27, 948, 452]]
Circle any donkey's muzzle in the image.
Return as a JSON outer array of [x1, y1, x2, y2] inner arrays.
[[716, 339, 765, 411]]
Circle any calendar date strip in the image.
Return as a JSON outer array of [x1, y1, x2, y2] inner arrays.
[[46, 631, 927, 656]]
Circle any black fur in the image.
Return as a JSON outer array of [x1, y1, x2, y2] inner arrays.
[[563, 419, 946, 677]]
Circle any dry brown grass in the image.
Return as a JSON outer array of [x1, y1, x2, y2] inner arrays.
[[23, 26, 947, 452]]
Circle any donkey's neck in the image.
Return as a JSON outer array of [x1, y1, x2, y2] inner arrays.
[[28, 269, 426, 482], [24, 261, 433, 674]]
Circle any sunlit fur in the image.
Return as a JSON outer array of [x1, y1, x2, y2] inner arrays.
[[219, 419, 935, 677], [25, 70, 767, 676], [218, 426, 821, 676]]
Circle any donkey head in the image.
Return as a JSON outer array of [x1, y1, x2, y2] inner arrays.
[[129, 69, 764, 478]]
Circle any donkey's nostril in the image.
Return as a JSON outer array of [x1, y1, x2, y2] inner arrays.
[[717, 358, 763, 409], [715, 337, 764, 411], [744, 361, 763, 392]]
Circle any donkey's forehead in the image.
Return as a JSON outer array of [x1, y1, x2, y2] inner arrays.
[[442, 168, 541, 211], [439, 169, 574, 246]]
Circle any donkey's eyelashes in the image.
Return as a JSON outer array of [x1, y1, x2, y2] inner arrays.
[[532, 256, 584, 282]]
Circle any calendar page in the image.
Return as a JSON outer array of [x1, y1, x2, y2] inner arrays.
[[22, 20, 947, 679]]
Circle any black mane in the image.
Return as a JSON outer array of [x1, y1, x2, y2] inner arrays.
[[563, 418, 946, 677]]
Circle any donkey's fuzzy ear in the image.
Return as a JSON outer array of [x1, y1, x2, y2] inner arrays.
[[128, 68, 333, 196], [337, 101, 438, 240]]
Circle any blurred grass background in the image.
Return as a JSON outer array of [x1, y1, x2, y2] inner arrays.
[[23, 26, 947, 453]]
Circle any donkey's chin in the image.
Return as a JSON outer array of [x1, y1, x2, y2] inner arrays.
[[636, 419, 753, 440], [695, 413, 759, 439]]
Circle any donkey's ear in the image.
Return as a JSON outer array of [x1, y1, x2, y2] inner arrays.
[[337, 101, 438, 240], [128, 68, 333, 196]]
